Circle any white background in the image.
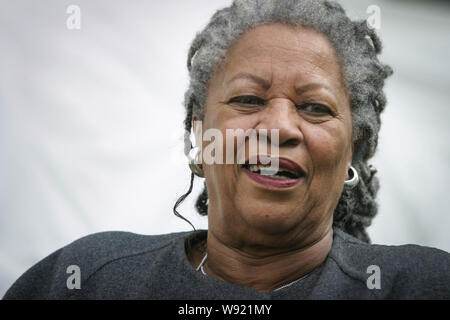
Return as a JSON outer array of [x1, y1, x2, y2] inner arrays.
[[1, 0, 449, 297]]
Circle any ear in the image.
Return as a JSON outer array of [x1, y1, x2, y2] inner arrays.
[[345, 142, 354, 178], [192, 116, 203, 148], [347, 148, 353, 170]]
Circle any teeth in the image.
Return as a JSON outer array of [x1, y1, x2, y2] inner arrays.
[[248, 164, 274, 174], [249, 164, 261, 173]]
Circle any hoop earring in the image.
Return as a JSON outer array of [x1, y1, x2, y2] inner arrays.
[[344, 166, 359, 189], [188, 146, 204, 177]]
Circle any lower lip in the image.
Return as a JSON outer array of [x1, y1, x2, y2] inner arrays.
[[242, 167, 303, 189]]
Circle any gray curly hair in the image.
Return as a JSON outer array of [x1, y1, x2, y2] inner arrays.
[[177, 0, 393, 243]]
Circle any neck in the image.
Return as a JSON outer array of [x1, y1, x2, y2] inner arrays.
[[202, 226, 333, 292]]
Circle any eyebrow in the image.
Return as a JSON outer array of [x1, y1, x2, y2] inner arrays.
[[226, 72, 271, 90], [226, 72, 336, 98], [295, 83, 336, 98]]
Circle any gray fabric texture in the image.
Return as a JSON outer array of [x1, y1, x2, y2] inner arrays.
[[3, 227, 450, 300]]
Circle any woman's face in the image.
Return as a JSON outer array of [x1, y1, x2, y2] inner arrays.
[[197, 23, 353, 247]]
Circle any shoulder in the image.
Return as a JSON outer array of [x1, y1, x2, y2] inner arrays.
[[330, 228, 450, 299], [3, 230, 190, 299], [333, 228, 450, 265], [58, 230, 186, 264]]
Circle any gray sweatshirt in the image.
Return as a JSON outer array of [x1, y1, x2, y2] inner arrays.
[[3, 227, 450, 299]]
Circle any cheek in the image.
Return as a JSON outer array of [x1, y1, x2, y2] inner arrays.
[[202, 109, 256, 187], [211, 111, 260, 162], [305, 124, 351, 176]]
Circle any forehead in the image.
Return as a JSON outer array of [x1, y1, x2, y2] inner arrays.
[[218, 23, 344, 89]]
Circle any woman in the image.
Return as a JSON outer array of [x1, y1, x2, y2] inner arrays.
[[4, 0, 450, 299]]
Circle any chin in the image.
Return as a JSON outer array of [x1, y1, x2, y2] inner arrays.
[[236, 201, 304, 236]]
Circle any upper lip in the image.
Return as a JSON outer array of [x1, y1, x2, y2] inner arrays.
[[243, 155, 306, 177]]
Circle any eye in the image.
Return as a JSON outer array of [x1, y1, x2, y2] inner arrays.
[[297, 103, 332, 116], [228, 95, 266, 107]]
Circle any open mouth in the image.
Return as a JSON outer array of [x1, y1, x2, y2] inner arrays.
[[241, 156, 305, 188], [242, 163, 302, 179]]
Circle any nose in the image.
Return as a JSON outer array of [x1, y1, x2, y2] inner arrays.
[[257, 98, 303, 147]]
